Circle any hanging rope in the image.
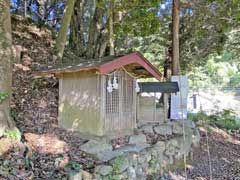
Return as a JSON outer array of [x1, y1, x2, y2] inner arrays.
[[121, 66, 142, 79]]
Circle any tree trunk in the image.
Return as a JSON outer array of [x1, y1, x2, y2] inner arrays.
[[172, 0, 180, 75], [0, 1, 15, 129], [109, 0, 114, 55], [163, 47, 172, 121], [86, 5, 104, 59], [97, 28, 109, 57], [69, 0, 85, 57], [55, 0, 76, 61]]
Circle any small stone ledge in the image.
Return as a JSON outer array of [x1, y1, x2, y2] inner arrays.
[[78, 120, 200, 180]]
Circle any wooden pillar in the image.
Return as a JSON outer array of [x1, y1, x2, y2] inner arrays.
[[163, 93, 169, 122], [154, 93, 156, 122]]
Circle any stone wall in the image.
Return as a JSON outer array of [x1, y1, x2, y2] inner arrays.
[[72, 120, 200, 180]]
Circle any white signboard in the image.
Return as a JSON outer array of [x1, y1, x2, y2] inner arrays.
[[170, 76, 188, 120]]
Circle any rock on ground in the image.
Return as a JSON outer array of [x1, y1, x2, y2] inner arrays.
[[128, 134, 147, 144], [95, 165, 113, 176], [154, 124, 173, 136], [139, 124, 155, 134], [80, 140, 112, 155]]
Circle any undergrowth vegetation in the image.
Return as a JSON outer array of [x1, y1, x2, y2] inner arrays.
[[189, 109, 240, 130], [4, 128, 22, 141]]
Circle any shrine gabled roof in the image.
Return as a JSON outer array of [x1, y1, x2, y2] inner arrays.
[[34, 52, 162, 80]]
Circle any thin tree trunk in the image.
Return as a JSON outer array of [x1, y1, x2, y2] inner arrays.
[[86, 5, 104, 58], [109, 0, 114, 55], [69, 0, 85, 56], [0, 1, 15, 129], [163, 47, 172, 121], [55, 0, 76, 61], [98, 29, 109, 57], [172, 0, 180, 75]]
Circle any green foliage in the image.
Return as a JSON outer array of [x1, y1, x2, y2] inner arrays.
[[189, 109, 240, 130], [10, 110, 17, 119], [24, 158, 32, 168], [64, 162, 82, 172], [188, 111, 212, 124], [114, 0, 163, 37], [116, 35, 166, 71], [178, 0, 240, 71], [4, 128, 21, 141], [112, 155, 125, 173], [211, 109, 240, 130], [188, 51, 240, 91], [0, 92, 9, 103]]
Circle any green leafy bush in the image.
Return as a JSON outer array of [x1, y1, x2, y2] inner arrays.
[[211, 109, 240, 130], [188, 111, 212, 124], [189, 109, 240, 130]]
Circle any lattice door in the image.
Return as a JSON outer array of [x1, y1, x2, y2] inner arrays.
[[104, 70, 135, 133]]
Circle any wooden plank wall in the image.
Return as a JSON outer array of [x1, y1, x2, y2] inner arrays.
[[58, 71, 103, 136]]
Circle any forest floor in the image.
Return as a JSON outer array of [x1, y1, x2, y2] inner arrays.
[[162, 127, 240, 180], [1, 125, 240, 180], [0, 15, 239, 180]]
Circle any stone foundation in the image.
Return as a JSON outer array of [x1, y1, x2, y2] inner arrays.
[[73, 120, 200, 180]]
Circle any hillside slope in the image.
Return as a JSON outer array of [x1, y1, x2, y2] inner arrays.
[[11, 15, 58, 133]]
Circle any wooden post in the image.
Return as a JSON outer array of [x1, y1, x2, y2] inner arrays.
[[101, 75, 106, 133], [163, 93, 168, 122], [133, 79, 137, 128]]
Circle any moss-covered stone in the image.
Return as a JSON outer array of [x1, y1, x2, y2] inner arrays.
[[95, 165, 113, 176], [112, 155, 129, 173], [128, 134, 147, 145]]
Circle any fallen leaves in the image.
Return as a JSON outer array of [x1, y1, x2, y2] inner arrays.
[[24, 133, 69, 154], [0, 138, 15, 156], [14, 64, 31, 71]]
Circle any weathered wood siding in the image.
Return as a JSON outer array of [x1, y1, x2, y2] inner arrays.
[[102, 70, 136, 134], [137, 95, 165, 124], [58, 71, 103, 136]]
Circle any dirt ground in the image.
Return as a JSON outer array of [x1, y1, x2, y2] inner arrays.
[[160, 127, 240, 180]]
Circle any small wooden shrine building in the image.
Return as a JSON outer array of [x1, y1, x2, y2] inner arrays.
[[36, 52, 161, 137]]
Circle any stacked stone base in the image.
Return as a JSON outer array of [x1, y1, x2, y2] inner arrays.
[[72, 120, 200, 180]]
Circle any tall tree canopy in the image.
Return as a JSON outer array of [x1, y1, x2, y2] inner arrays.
[[9, 0, 240, 71]]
